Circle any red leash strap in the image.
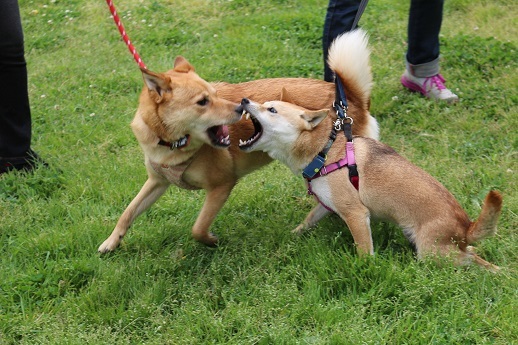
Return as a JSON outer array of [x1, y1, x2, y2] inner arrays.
[[105, 0, 147, 69]]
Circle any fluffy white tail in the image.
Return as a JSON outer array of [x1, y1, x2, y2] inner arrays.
[[327, 29, 372, 112]]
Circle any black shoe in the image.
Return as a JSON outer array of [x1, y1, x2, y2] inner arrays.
[[0, 149, 48, 174]]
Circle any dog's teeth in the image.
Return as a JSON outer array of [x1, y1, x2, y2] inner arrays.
[[239, 139, 245, 146], [219, 135, 230, 145], [245, 112, 250, 120]]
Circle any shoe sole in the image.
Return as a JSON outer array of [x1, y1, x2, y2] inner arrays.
[[401, 76, 427, 96]]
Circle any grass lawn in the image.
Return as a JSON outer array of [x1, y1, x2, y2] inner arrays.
[[1, 0, 516, 343]]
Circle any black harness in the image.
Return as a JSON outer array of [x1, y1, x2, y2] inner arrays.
[[302, 78, 359, 190]]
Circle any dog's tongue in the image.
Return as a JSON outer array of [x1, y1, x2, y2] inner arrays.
[[217, 125, 229, 137]]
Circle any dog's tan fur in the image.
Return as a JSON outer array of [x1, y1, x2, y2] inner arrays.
[[98, 30, 379, 252], [238, 97, 503, 270]]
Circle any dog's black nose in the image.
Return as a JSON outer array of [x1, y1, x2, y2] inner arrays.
[[241, 98, 250, 105]]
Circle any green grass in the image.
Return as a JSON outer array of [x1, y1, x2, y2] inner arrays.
[[1, 0, 517, 343]]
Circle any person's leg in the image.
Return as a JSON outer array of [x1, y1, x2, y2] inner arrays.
[[401, 0, 458, 102], [0, 0, 32, 158], [323, 0, 361, 81], [0, 0, 45, 173], [406, 0, 443, 76]]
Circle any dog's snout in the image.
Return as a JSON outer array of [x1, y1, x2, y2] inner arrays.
[[235, 100, 245, 114], [236, 98, 250, 114]]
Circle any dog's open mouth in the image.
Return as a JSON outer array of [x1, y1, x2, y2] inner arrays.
[[207, 125, 231, 147], [238, 111, 263, 149]]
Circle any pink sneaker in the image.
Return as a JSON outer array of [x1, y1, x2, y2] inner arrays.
[[401, 70, 459, 103]]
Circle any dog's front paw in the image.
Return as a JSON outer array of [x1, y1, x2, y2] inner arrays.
[[292, 224, 306, 235], [193, 232, 219, 248], [98, 236, 121, 253]]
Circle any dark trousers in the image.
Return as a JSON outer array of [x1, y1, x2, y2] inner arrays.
[[323, 0, 444, 81], [0, 0, 32, 157]]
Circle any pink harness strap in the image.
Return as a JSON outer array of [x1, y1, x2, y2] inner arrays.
[[306, 141, 358, 186], [305, 140, 359, 212], [346, 141, 359, 190]]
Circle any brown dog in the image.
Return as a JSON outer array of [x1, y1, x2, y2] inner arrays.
[[239, 96, 503, 270], [98, 29, 379, 252], [237, 50, 503, 271]]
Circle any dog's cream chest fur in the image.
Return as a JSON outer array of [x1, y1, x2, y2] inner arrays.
[[149, 159, 199, 190], [308, 177, 336, 211]]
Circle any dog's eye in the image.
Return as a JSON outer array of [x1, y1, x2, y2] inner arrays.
[[197, 97, 209, 106], [267, 107, 277, 113]]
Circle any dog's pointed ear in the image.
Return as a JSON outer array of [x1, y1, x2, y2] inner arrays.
[[141, 68, 171, 103], [280, 87, 295, 103], [173, 56, 195, 73], [301, 110, 328, 129]]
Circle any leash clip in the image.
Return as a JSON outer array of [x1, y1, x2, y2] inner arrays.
[[334, 119, 343, 131], [333, 116, 353, 131], [333, 101, 348, 119]]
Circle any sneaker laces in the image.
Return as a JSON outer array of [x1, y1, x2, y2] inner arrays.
[[424, 74, 447, 92]]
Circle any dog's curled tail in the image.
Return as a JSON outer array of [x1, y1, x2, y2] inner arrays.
[[327, 28, 372, 112], [466, 190, 503, 244]]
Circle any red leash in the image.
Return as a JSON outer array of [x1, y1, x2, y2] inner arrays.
[[105, 0, 147, 69]]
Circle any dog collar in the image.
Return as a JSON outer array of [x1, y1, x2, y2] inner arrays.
[[158, 135, 190, 150]]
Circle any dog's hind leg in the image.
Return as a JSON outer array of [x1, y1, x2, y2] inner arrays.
[[98, 177, 169, 253], [418, 242, 500, 272], [191, 182, 235, 247], [468, 251, 500, 272], [292, 203, 331, 235]]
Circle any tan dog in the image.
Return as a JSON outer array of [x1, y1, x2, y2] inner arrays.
[[238, 89, 503, 269], [98, 29, 379, 252], [236, 31, 502, 270]]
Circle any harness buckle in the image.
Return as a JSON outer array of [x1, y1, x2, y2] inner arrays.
[[302, 154, 326, 179]]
